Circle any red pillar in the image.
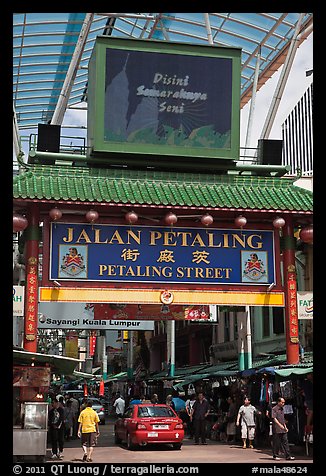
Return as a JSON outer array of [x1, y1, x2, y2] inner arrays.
[[23, 204, 40, 352], [283, 216, 300, 364]]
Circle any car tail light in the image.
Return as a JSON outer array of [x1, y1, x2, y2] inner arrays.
[[175, 423, 183, 429], [137, 423, 147, 429], [100, 407, 105, 412]]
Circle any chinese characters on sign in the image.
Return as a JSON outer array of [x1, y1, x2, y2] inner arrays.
[[287, 272, 299, 343], [25, 256, 38, 341], [50, 224, 276, 286]]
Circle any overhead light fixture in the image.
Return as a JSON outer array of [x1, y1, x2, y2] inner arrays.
[[234, 215, 247, 229], [125, 210, 139, 224], [272, 217, 285, 229], [200, 214, 214, 226], [164, 212, 178, 226], [13, 213, 28, 232], [86, 210, 99, 223], [49, 207, 62, 221]]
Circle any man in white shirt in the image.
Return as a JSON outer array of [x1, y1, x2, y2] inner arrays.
[[113, 393, 125, 418]]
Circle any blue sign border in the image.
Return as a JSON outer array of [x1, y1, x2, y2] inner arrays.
[[50, 223, 275, 286]]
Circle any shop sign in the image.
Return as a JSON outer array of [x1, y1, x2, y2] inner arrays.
[[13, 366, 51, 387], [50, 223, 275, 286], [297, 292, 313, 319], [91, 303, 215, 321], [89, 332, 97, 356], [65, 331, 79, 359], [13, 285, 24, 316]]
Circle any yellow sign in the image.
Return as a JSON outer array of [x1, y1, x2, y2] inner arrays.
[[39, 287, 284, 307]]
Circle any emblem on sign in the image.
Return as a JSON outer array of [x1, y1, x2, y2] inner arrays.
[[60, 246, 86, 277], [160, 290, 174, 305], [242, 252, 267, 282]]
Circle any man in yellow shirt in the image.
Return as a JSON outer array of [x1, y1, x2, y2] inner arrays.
[[77, 400, 100, 462]]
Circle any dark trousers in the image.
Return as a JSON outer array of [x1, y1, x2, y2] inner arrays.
[[273, 432, 291, 458], [194, 418, 207, 443], [49, 427, 64, 455], [188, 419, 194, 438]]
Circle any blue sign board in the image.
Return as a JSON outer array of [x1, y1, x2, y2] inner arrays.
[[50, 223, 275, 286]]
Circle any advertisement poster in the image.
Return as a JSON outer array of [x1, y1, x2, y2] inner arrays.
[[104, 48, 233, 150], [13, 366, 51, 387], [297, 291, 313, 319]]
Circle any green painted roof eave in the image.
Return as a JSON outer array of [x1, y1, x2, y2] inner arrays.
[[13, 165, 313, 212]]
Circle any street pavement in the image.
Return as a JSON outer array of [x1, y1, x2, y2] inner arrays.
[[43, 417, 313, 465]]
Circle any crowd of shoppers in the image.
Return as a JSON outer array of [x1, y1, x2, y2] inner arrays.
[[46, 387, 299, 461]]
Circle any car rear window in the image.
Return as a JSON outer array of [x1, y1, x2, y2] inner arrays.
[[137, 406, 175, 418]]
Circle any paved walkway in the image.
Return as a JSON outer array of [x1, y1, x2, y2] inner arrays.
[[41, 418, 313, 465]]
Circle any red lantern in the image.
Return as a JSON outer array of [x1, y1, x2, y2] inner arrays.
[[125, 210, 138, 224], [234, 215, 247, 228], [164, 212, 178, 226], [273, 217, 285, 229], [49, 207, 62, 221], [13, 214, 28, 232], [201, 214, 214, 226], [86, 210, 99, 223], [300, 225, 313, 244]]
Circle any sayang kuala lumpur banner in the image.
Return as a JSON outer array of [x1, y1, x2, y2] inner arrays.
[[49, 223, 275, 286]]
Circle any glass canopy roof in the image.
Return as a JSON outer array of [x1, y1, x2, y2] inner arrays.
[[13, 12, 312, 134]]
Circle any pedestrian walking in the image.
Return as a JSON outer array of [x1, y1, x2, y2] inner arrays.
[[113, 392, 125, 418], [226, 396, 238, 443], [236, 396, 261, 449], [271, 397, 295, 461], [190, 392, 210, 445], [77, 399, 100, 463], [48, 399, 65, 459], [68, 394, 80, 438], [185, 394, 196, 438], [63, 400, 74, 441]]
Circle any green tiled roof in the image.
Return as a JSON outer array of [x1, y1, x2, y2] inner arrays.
[[13, 165, 313, 212]]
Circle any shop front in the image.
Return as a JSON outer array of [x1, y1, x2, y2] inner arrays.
[[13, 348, 81, 461]]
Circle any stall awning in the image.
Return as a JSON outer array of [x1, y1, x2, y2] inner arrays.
[[104, 371, 127, 383], [13, 348, 81, 375], [274, 367, 313, 379], [173, 369, 239, 391]]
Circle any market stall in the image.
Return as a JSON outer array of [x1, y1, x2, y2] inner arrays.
[[13, 347, 81, 461]]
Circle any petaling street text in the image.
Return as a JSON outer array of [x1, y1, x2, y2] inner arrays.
[[98, 264, 232, 279], [62, 227, 264, 249]]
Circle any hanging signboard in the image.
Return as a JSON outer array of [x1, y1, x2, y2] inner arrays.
[[13, 366, 51, 387], [297, 292, 313, 319], [49, 223, 275, 286], [65, 331, 79, 359], [87, 37, 241, 165], [89, 303, 215, 321], [37, 313, 155, 330], [13, 285, 25, 316]]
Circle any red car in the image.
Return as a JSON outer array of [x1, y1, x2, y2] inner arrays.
[[114, 403, 184, 450]]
